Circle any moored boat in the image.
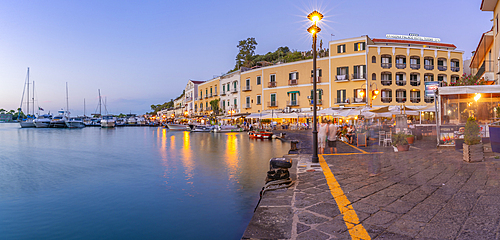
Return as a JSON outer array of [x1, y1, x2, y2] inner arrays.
[[191, 125, 215, 132], [50, 109, 68, 128], [248, 130, 273, 139], [65, 117, 86, 128], [213, 125, 244, 133], [101, 115, 116, 128], [166, 123, 190, 131], [20, 118, 36, 128], [34, 114, 52, 128]]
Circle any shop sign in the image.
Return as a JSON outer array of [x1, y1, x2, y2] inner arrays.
[[424, 81, 439, 97], [386, 34, 441, 42]]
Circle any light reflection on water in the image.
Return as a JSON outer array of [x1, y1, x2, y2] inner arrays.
[[0, 124, 290, 239]]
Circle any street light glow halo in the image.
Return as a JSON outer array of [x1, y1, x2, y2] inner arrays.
[[307, 25, 321, 34], [307, 10, 323, 23]]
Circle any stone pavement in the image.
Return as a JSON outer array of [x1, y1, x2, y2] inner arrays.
[[243, 131, 500, 239]]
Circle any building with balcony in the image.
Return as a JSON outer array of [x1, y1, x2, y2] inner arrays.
[[237, 35, 463, 114], [220, 70, 240, 116], [194, 76, 220, 116], [184, 80, 204, 116], [473, 0, 500, 84]]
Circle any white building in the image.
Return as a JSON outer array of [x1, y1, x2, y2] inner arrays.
[[184, 80, 204, 116], [219, 71, 240, 115]]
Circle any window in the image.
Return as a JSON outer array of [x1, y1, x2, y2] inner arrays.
[[256, 95, 261, 105], [245, 96, 251, 108], [234, 98, 237, 108], [270, 74, 276, 82], [438, 74, 447, 86], [372, 73, 376, 80], [227, 83, 230, 92], [424, 73, 434, 82], [396, 89, 406, 103], [210, 87, 213, 95], [246, 79, 250, 86], [381, 72, 392, 86], [269, 93, 277, 107], [353, 65, 366, 79], [410, 73, 420, 86], [222, 100, 225, 110], [233, 81, 237, 90], [336, 67, 349, 80], [410, 56, 420, 69], [200, 91, 202, 99], [353, 89, 366, 103], [381, 55, 392, 68], [381, 89, 392, 103], [336, 89, 347, 104], [310, 89, 323, 105], [451, 75, 460, 84], [395, 72, 405, 86], [223, 85, 225, 93], [311, 69, 322, 83], [215, 86, 217, 94], [337, 44, 346, 53], [451, 60, 460, 72], [410, 90, 420, 103], [372, 56, 376, 63], [354, 42, 365, 51], [396, 56, 406, 69], [205, 89, 208, 97], [206, 102, 208, 109], [437, 58, 447, 71], [424, 57, 434, 70], [257, 76, 261, 85], [200, 103, 203, 110], [288, 93, 298, 106], [289, 72, 299, 85]]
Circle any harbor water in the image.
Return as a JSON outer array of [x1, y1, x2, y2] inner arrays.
[[0, 124, 290, 239]]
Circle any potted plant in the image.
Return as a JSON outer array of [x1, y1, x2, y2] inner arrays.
[[406, 134, 415, 144], [392, 132, 409, 151], [463, 117, 484, 162]]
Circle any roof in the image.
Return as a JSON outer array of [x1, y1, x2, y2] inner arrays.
[[470, 30, 494, 68], [371, 38, 456, 49], [481, 0, 497, 11], [190, 80, 205, 84]]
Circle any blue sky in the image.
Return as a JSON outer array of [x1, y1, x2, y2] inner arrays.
[[0, 0, 493, 115]]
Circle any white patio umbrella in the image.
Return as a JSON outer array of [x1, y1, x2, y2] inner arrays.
[[318, 108, 341, 116]]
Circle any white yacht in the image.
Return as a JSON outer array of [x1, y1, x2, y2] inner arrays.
[[20, 118, 36, 128], [33, 114, 52, 128], [127, 117, 137, 125], [50, 110, 68, 128], [101, 115, 116, 128], [66, 117, 86, 128]]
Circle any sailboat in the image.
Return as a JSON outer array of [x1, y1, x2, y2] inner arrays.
[[96, 90, 116, 128], [64, 83, 85, 128], [19, 68, 36, 128]]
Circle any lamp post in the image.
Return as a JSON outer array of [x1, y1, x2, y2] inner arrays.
[[307, 10, 323, 163], [360, 83, 379, 108]]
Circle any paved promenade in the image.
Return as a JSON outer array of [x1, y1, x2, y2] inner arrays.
[[243, 131, 500, 239]]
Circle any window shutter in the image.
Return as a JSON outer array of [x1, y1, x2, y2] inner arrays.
[[311, 70, 313, 77], [319, 69, 322, 77], [289, 73, 292, 80], [337, 67, 340, 75], [318, 89, 322, 99], [337, 45, 340, 53], [337, 90, 341, 99], [389, 57, 392, 63], [296, 72, 299, 79], [346, 67, 349, 76], [354, 66, 358, 75], [362, 42, 366, 50]]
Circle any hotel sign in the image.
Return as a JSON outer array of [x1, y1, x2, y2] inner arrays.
[[425, 81, 440, 97], [386, 33, 441, 42]]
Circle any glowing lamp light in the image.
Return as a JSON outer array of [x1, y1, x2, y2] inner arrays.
[[374, 89, 380, 95], [358, 91, 365, 98], [307, 25, 321, 35], [307, 10, 323, 24], [474, 93, 481, 102]]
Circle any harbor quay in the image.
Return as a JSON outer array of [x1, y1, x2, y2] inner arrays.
[[243, 130, 500, 239]]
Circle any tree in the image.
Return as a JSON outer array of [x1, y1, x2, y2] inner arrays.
[[210, 98, 220, 116], [235, 37, 258, 69], [0, 109, 5, 114]]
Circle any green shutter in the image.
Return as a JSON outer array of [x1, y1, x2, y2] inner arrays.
[[337, 67, 340, 75], [289, 73, 292, 80], [319, 69, 322, 77], [354, 66, 358, 75], [296, 72, 299, 79]]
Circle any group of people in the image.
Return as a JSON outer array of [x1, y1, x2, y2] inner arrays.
[[317, 120, 359, 154]]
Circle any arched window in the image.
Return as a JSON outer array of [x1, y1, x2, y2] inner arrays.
[[396, 89, 406, 103], [372, 73, 376, 80], [381, 89, 392, 103], [372, 56, 376, 63], [381, 72, 392, 86]]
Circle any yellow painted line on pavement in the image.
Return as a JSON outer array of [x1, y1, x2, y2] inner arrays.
[[319, 155, 371, 240], [322, 152, 383, 156], [343, 141, 368, 154]]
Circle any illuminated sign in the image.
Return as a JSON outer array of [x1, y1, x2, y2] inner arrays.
[[425, 81, 440, 97], [386, 33, 441, 42]]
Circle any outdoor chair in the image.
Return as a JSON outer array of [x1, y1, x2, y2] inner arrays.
[[379, 131, 386, 146], [384, 132, 392, 147]]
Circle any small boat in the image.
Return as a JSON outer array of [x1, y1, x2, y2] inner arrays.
[[65, 117, 86, 128], [127, 117, 137, 125], [116, 118, 127, 126], [101, 115, 116, 128], [20, 118, 36, 128], [191, 125, 215, 132], [166, 123, 190, 131], [50, 109, 68, 128], [34, 114, 53, 128], [249, 130, 273, 139], [213, 125, 244, 133]]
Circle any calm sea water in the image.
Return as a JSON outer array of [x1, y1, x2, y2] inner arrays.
[[0, 124, 290, 240]]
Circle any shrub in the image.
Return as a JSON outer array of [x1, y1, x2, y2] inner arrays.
[[392, 132, 409, 147], [464, 117, 481, 145]]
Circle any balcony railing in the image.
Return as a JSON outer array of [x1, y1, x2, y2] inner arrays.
[[242, 85, 251, 91], [381, 79, 392, 86], [213, 92, 218, 96], [335, 75, 349, 81], [396, 97, 406, 103], [209, 93, 213, 98], [244, 104, 251, 109], [311, 77, 322, 83], [396, 63, 406, 69], [335, 98, 350, 104], [220, 91, 226, 96], [230, 88, 238, 93], [353, 97, 367, 103], [410, 97, 421, 103], [286, 100, 299, 106], [451, 67, 460, 72], [267, 101, 278, 107], [424, 65, 434, 70], [268, 82, 277, 88], [204, 95, 208, 99], [185, 97, 193, 102], [288, 79, 298, 85], [309, 99, 323, 105], [410, 80, 420, 86], [381, 63, 392, 69], [381, 97, 392, 103], [352, 73, 366, 80], [410, 64, 420, 70], [424, 97, 434, 103], [438, 66, 447, 71], [395, 80, 406, 86]]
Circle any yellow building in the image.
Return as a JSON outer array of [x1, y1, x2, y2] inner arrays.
[[239, 35, 463, 114], [194, 77, 220, 116]]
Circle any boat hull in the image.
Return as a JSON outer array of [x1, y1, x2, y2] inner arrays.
[[20, 121, 36, 128], [248, 131, 273, 139], [166, 124, 189, 131], [34, 120, 51, 128], [66, 121, 86, 128], [101, 120, 116, 128]]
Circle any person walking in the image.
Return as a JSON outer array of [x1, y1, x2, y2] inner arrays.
[[327, 120, 338, 154], [318, 118, 328, 154]]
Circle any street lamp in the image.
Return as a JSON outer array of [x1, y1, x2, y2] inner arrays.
[[307, 10, 323, 163], [360, 83, 379, 108]]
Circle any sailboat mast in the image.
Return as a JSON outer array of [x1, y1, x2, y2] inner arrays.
[[84, 98, 86, 117], [98, 89, 102, 116], [66, 82, 69, 117], [32, 81, 35, 116], [27, 68, 30, 118]]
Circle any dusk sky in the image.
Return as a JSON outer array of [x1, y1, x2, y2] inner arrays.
[[0, 0, 492, 115]]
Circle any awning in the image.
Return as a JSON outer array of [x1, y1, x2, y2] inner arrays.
[[438, 85, 500, 95], [287, 91, 300, 96]]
